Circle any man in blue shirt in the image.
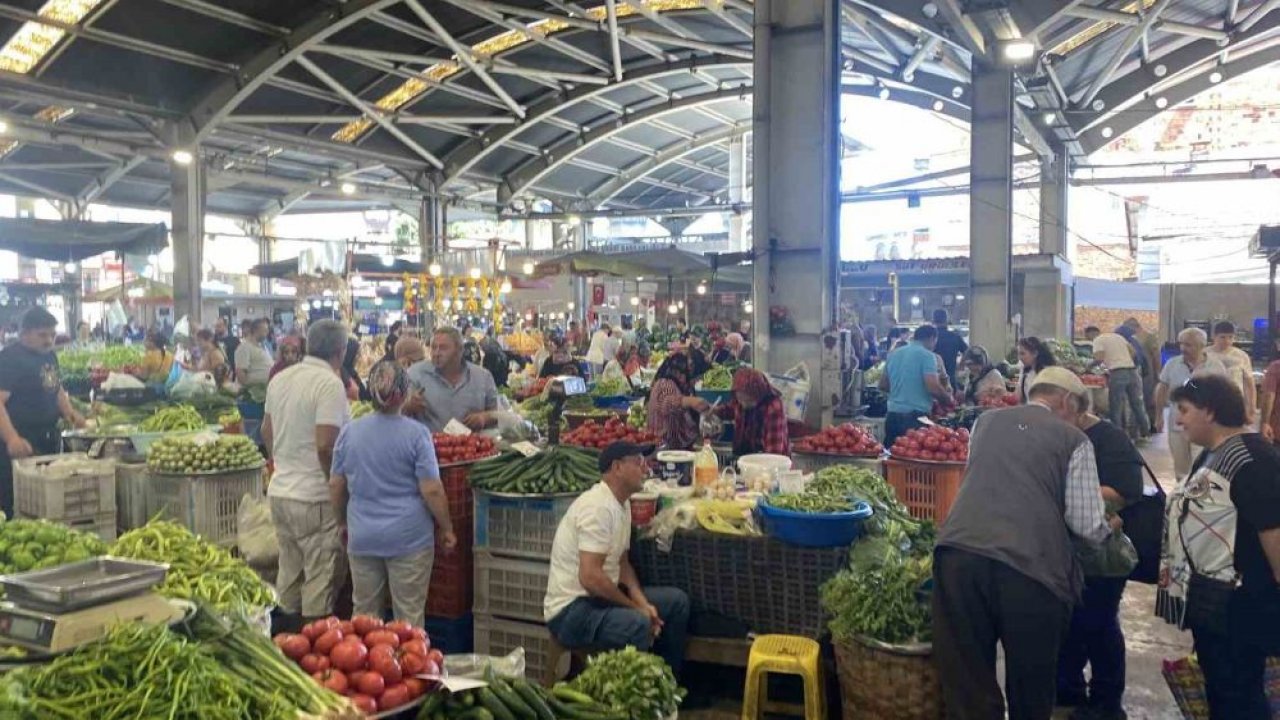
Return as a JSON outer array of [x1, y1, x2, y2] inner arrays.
[[879, 325, 951, 446]]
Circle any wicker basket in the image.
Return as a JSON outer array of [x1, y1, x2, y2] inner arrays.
[[834, 637, 944, 720]]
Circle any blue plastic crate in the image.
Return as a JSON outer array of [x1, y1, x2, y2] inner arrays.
[[424, 613, 474, 654], [757, 499, 873, 548]]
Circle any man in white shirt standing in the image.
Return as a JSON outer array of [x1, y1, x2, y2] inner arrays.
[[1087, 326, 1150, 439], [585, 323, 612, 378], [544, 441, 690, 675], [1205, 321, 1257, 425], [263, 320, 351, 624], [1155, 327, 1229, 478], [235, 317, 273, 386]]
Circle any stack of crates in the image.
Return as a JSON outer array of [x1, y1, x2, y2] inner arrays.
[[472, 490, 580, 683], [147, 465, 263, 547], [13, 453, 117, 540], [423, 462, 479, 651]]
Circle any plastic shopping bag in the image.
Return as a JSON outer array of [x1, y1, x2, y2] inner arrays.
[[769, 362, 812, 422], [237, 493, 278, 566]]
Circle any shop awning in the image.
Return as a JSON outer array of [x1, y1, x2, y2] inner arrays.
[[0, 217, 167, 262], [84, 277, 173, 303], [532, 245, 752, 287], [250, 253, 425, 279]]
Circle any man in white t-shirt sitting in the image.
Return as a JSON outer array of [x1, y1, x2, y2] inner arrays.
[[544, 441, 690, 674]]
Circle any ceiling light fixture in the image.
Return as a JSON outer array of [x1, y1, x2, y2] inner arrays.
[[1209, 71, 1223, 83], [1042, 112, 1056, 126], [877, 86, 890, 100], [469, 267, 482, 280], [932, 100, 944, 112], [522, 261, 535, 275], [1101, 126, 1114, 138], [171, 149, 194, 166], [428, 262, 441, 276], [630, 296, 640, 306], [341, 182, 357, 195], [499, 280, 512, 293], [1155, 97, 1169, 109], [1001, 39, 1036, 62]]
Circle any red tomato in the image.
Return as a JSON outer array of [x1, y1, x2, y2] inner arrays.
[[300, 653, 330, 674], [352, 615, 383, 636], [364, 630, 400, 649], [408, 628, 429, 644], [378, 683, 412, 711], [330, 639, 369, 673], [338, 620, 355, 636], [354, 669, 386, 697], [403, 677, 427, 700], [370, 651, 403, 684], [401, 639, 429, 658], [313, 669, 349, 695], [350, 694, 378, 714], [277, 633, 310, 661], [314, 628, 344, 655], [427, 647, 444, 666], [385, 621, 415, 643], [399, 651, 427, 676]]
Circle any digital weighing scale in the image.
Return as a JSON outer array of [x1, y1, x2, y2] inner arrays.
[[0, 556, 181, 654]]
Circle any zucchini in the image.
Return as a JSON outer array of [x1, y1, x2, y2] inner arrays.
[[478, 687, 518, 720], [513, 681, 556, 720]]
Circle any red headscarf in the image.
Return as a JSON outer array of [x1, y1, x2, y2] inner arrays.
[[269, 335, 305, 381], [731, 368, 787, 456]]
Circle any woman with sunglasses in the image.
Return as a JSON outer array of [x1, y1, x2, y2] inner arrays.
[[329, 360, 457, 627], [1159, 374, 1280, 719]]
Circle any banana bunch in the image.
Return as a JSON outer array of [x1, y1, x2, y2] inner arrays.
[[695, 499, 757, 535]]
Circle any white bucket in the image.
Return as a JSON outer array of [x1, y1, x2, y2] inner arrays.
[[656, 450, 696, 486], [736, 453, 793, 486]]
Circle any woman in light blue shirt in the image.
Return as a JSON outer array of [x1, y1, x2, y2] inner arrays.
[[330, 361, 457, 627]]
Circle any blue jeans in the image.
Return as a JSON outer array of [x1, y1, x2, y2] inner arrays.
[[1107, 368, 1148, 435], [1056, 576, 1127, 710], [548, 586, 691, 675], [884, 411, 924, 448]]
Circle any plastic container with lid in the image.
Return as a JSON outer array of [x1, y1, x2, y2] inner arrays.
[[656, 450, 696, 486], [630, 492, 659, 527]]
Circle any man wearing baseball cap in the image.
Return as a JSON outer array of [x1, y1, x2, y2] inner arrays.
[[932, 366, 1120, 719], [543, 441, 690, 675]]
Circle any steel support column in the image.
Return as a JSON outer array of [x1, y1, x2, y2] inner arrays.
[[169, 127, 205, 326], [727, 135, 748, 250], [1039, 147, 1069, 257], [1029, 145, 1073, 340], [753, 0, 841, 424], [968, 64, 1014, 356]]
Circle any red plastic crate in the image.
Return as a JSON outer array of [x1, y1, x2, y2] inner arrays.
[[884, 458, 966, 523], [427, 530, 473, 618]]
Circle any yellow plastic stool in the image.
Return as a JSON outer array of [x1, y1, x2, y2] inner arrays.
[[741, 634, 825, 720]]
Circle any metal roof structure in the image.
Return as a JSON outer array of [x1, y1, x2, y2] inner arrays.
[[0, 0, 1271, 221]]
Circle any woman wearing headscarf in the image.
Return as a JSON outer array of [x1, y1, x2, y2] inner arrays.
[[269, 335, 305, 382], [725, 333, 752, 364], [329, 360, 457, 628], [136, 332, 174, 384], [646, 347, 711, 450], [961, 346, 1007, 405], [714, 368, 789, 456], [540, 337, 581, 378]]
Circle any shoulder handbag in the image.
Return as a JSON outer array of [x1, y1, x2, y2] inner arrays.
[[1119, 459, 1167, 585], [1177, 498, 1238, 636]]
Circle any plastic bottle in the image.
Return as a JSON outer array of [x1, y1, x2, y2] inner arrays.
[[694, 440, 719, 495]]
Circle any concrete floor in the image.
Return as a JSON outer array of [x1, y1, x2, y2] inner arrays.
[[684, 432, 1193, 720]]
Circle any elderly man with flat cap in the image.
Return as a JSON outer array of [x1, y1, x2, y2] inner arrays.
[[932, 367, 1119, 720]]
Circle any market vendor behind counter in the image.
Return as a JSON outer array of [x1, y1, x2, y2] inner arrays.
[[0, 308, 86, 519], [713, 367, 789, 456], [404, 326, 498, 433]]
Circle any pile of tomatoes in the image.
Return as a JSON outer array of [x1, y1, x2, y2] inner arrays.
[[792, 423, 883, 457], [562, 416, 657, 450], [978, 393, 1019, 408], [433, 434, 498, 465], [273, 615, 444, 714], [890, 425, 970, 464]]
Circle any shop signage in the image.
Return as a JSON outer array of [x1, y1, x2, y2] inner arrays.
[[591, 284, 605, 306]]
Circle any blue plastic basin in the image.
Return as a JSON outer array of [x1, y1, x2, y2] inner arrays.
[[757, 499, 874, 547]]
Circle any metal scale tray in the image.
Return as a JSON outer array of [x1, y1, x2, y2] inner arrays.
[[0, 557, 169, 612]]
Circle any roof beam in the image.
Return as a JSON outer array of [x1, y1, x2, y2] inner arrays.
[[1060, 6, 1230, 41], [294, 55, 444, 169], [586, 123, 748, 207], [441, 55, 746, 184], [402, 0, 526, 118], [155, 0, 289, 36], [701, 0, 753, 38], [623, 0, 694, 38], [0, 3, 236, 73], [1079, 0, 1176, 108], [900, 36, 939, 80], [437, 0, 612, 74], [0, 171, 73, 201], [226, 114, 519, 125], [75, 155, 145, 209], [605, 0, 625, 81], [189, 0, 400, 142], [619, 28, 753, 59], [497, 87, 748, 205]]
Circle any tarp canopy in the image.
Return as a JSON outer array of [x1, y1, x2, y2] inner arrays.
[[250, 253, 424, 279], [84, 277, 173, 303], [0, 218, 167, 262], [532, 246, 752, 287]]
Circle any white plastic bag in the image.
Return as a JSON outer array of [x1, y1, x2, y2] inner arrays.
[[445, 648, 526, 680], [101, 372, 145, 391], [237, 493, 278, 566], [170, 371, 217, 399], [769, 362, 811, 422]]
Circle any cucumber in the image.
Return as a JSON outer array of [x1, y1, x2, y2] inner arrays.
[[478, 687, 518, 720], [455, 709, 495, 720], [551, 685, 597, 706], [491, 678, 537, 719], [513, 680, 556, 720], [419, 692, 445, 717]]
